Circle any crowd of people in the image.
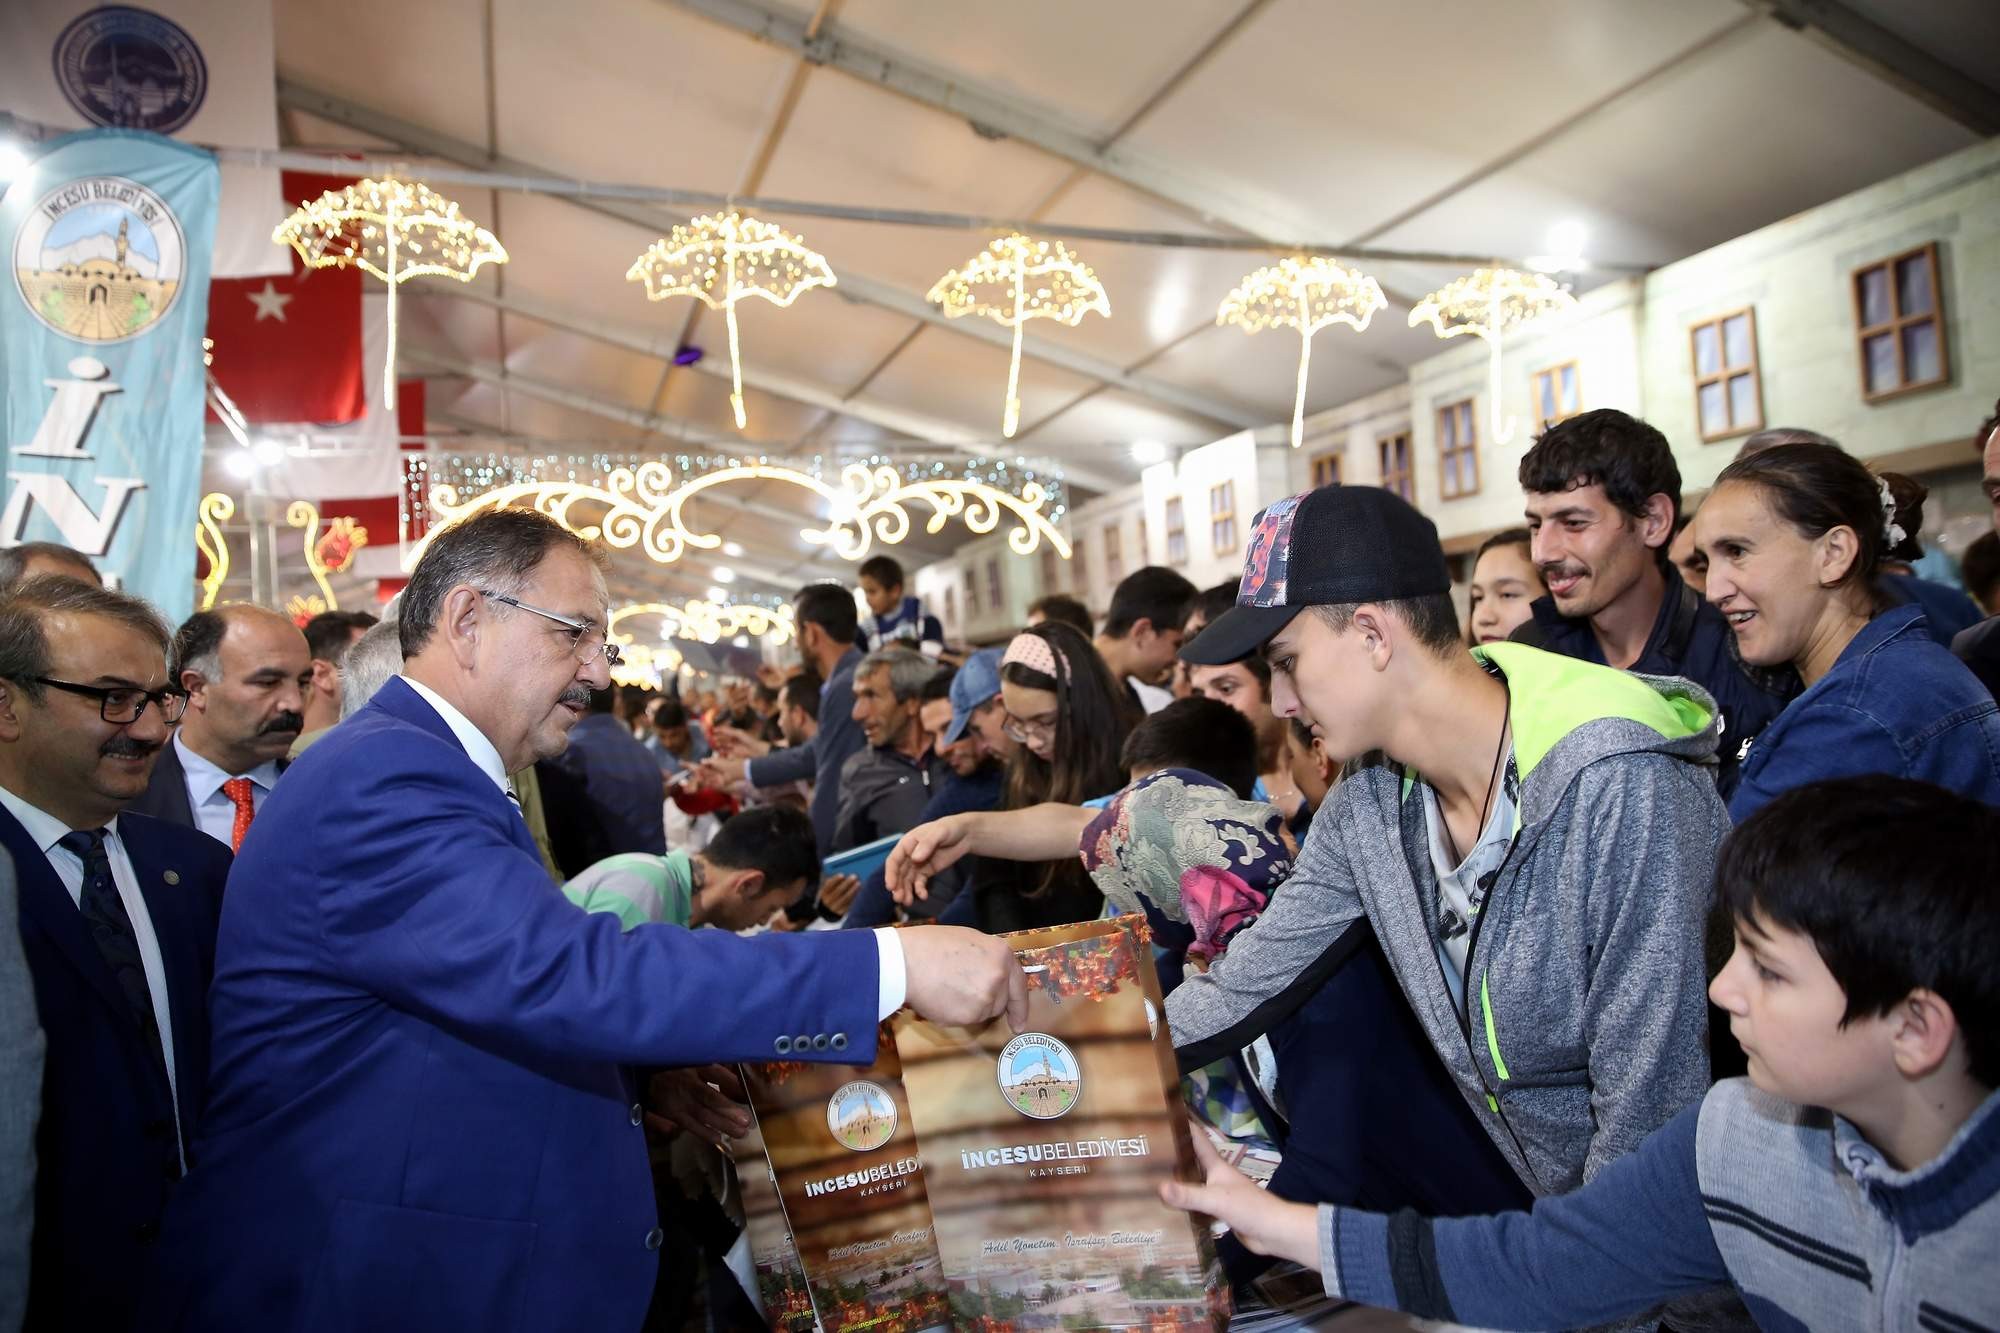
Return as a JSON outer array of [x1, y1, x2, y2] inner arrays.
[[0, 400, 1996, 1331]]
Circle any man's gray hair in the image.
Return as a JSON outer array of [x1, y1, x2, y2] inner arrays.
[[0, 542, 99, 590], [857, 647, 940, 703], [340, 617, 405, 719], [398, 509, 603, 659], [1738, 426, 1839, 459], [0, 576, 170, 704]]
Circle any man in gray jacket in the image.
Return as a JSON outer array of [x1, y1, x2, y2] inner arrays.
[[1175, 485, 1729, 1215], [831, 648, 946, 853]]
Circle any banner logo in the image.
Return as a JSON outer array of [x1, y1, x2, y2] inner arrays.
[[13, 176, 186, 343], [997, 1033, 1080, 1120], [826, 1080, 897, 1152], [53, 6, 209, 135]]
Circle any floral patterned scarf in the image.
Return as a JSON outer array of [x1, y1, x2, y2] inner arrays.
[[1080, 767, 1292, 962]]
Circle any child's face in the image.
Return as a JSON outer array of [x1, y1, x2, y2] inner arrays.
[[859, 576, 901, 619], [1709, 912, 1897, 1111]]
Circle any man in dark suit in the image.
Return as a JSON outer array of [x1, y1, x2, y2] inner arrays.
[[0, 848, 39, 1333], [0, 576, 232, 1330], [126, 605, 310, 851], [148, 509, 1026, 1332], [541, 684, 667, 876]]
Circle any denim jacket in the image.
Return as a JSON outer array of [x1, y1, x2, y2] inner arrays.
[[1729, 603, 2000, 821]]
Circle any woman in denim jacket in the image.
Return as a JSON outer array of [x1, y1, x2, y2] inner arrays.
[[1696, 440, 2000, 820]]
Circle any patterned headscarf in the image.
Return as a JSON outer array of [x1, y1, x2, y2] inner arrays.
[[1080, 768, 1293, 961]]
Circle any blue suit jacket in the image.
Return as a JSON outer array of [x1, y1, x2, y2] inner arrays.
[[148, 678, 880, 1332], [2, 800, 229, 1333]]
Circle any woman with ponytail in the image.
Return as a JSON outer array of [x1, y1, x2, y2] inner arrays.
[[1695, 441, 2000, 819]]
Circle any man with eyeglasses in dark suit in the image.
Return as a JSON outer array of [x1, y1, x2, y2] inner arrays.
[[0, 576, 232, 1331]]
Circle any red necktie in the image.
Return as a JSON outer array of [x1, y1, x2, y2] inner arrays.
[[222, 777, 257, 852]]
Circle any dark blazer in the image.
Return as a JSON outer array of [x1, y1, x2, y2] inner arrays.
[[124, 741, 288, 836], [2, 801, 229, 1332], [122, 739, 196, 829], [146, 678, 881, 1332], [544, 712, 667, 872]]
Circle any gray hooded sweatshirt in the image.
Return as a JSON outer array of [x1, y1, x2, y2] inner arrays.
[[1166, 642, 1731, 1200]]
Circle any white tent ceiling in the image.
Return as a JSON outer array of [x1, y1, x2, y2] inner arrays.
[[269, 0, 1997, 604]]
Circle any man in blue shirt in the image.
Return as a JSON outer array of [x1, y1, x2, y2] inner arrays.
[[1512, 409, 1791, 796], [701, 583, 866, 857]]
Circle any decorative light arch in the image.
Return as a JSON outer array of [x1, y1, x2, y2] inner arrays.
[[404, 460, 1071, 571], [608, 600, 795, 648]]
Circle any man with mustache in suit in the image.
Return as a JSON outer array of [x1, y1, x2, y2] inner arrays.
[[127, 606, 312, 852]]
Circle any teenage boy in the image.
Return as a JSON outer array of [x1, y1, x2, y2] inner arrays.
[[854, 555, 945, 659], [1168, 775, 2000, 1331], [1514, 408, 1790, 793], [564, 803, 820, 933], [1173, 485, 1729, 1220], [1097, 566, 1197, 714]]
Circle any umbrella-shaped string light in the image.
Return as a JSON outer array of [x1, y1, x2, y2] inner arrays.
[[1218, 257, 1386, 449], [928, 234, 1109, 438], [1408, 268, 1575, 445], [627, 212, 837, 431], [274, 179, 507, 409]]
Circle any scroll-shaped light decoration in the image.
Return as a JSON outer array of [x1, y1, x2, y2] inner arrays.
[[195, 492, 234, 611], [610, 641, 684, 690], [1408, 268, 1574, 445], [608, 600, 795, 649], [626, 212, 837, 431], [404, 460, 1070, 571], [928, 234, 1109, 438], [1217, 257, 1386, 449], [274, 178, 507, 408]]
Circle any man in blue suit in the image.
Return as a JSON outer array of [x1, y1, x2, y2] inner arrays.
[[150, 509, 1026, 1332], [0, 576, 233, 1331]]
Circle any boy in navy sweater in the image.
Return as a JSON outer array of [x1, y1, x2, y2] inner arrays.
[[1165, 775, 2000, 1330], [854, 555, 945, 659]]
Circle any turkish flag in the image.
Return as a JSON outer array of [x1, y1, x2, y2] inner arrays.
[[207, 171, 366, 424]]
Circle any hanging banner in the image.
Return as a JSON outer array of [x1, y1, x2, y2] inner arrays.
[[1, 128, 219, 621], [0, 0, 285, 278]]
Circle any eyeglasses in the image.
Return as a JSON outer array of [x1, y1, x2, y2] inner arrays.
[[32, 677, 188, 724], [1001, 710, 1057, 744], [481, 592, 624, 667]]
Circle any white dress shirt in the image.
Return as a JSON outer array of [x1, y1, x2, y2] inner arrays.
[[396, 677, 907, 1017], [174, 734, 281, 850], [0, 784, 185, 1164]]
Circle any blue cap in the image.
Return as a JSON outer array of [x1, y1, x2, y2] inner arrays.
[[943, 647, 1004, 745]]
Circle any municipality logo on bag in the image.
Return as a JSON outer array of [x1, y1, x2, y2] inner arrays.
[[13, 176, 186, 343], [997, 1033, 1080, 1120], [827, 1080, 898, 1152]]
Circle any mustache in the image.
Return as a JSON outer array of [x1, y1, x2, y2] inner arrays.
[[259, 711, 304, 736], [558, 685, 592, 710], [100, 735, 162, 761], [1537, 562, 1587, 581]]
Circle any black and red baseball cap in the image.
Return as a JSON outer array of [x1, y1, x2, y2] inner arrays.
[[1180, 485, 1452, 665]]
